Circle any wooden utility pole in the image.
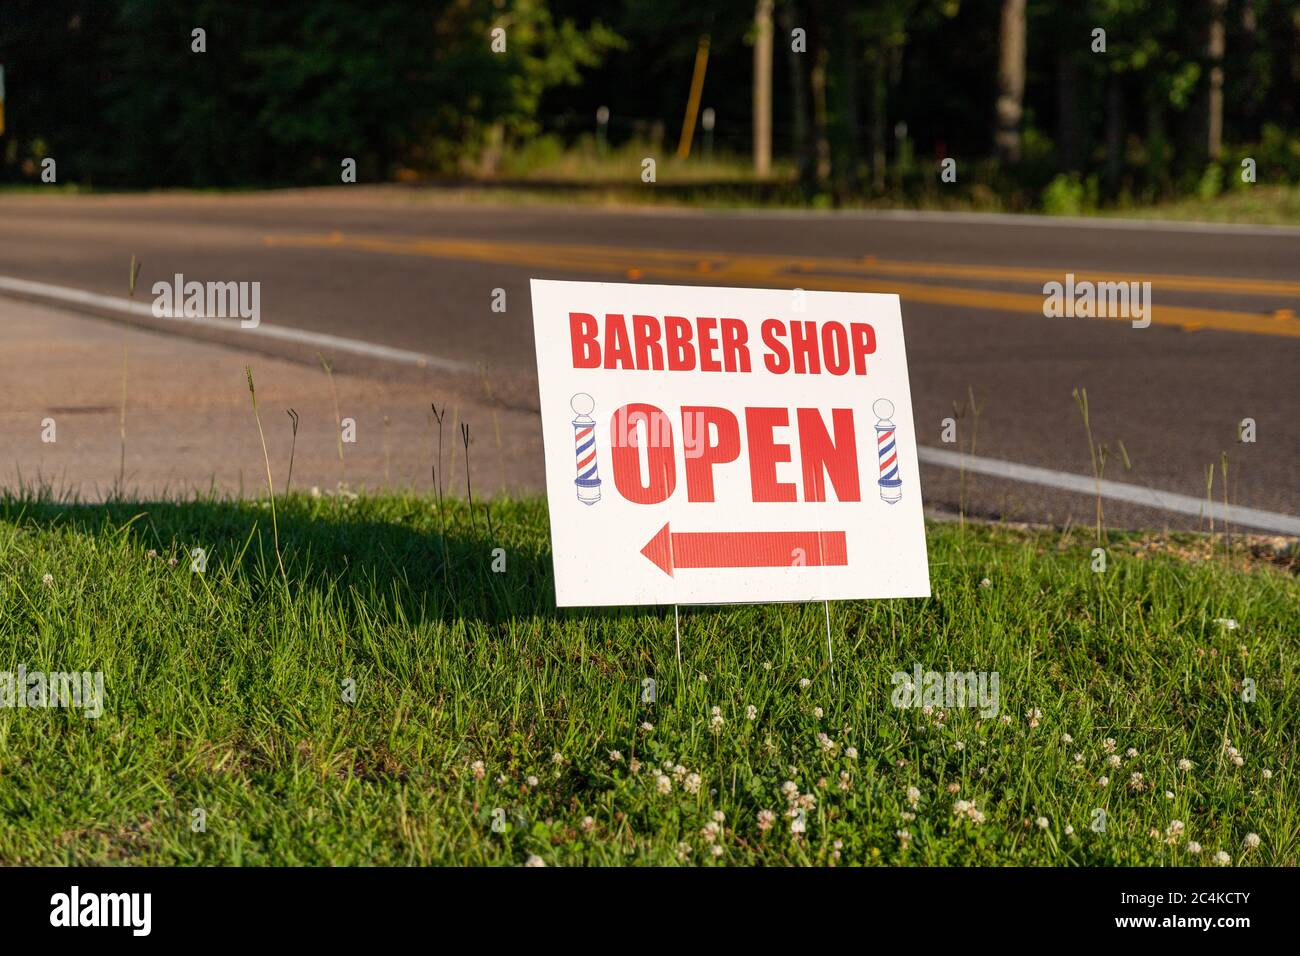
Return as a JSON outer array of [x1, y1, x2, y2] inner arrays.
[[753, 0, 774, 177]]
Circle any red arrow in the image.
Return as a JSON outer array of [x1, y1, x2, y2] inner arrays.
[[640, 523, 847, 577]]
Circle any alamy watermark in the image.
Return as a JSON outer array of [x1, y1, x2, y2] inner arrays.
[[0, 666, 104, 718], [152, 273, 260, 328], [1042, 273, 1151, 329], [891, 663, 999, 718]]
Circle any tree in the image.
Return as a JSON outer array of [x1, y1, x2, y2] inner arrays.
[[994, 0, 1027, 163]]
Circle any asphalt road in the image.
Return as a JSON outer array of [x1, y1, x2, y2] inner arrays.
[[1, 188, 1297, 531]]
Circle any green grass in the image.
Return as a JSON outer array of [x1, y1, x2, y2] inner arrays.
[[0, 493, 1294, 866]]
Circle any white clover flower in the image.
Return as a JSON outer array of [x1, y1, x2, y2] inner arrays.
[[672, 764, 687, 780], [816, 732, 836, 754], [1125, 747, 1138, 759], [1061, 733, 1074, 744], [979, 577, 991, 588], [798, 792, 817, 812], [524, 855, 546, 867], [970, 809, 986, 824], [1000, 715, 1012, 725], [580, 816, 595, 833], [781, 781, 799, 802], [799, 678, 811, 690], [845, 746, 858, 759], [1186, 841, 1202, 854], [1213, 618, 1238, 630], [906, 786, 921, 808], [526, 775, 539, 788], [608, 750, 623, 763], [1103, 738, 1117, 754], [629, 758, 641, 774], [1129, 772, 1145, 791], [655, 774, 672, 794], [1107, 754, 1122, 768], [551, 752, 565, 765], [42, 573, 54, 587], [712, 810, 725, 823], [1214, 850, 1231, 866], [710, 844, 723, 857], [745, 705, 757, 720], [640, 721, 654, 732], [1074, 753, 1084, 764], [763, 661, 772, 671], [813, 706, 824, 719], [1064, 825, 1075, 836], [757, 809, 776, 831], [470, 760, 486, 781], [1166, 820, 1185, 838], [1178, 758, 1193, 772], [838, 771, 852, 791], [1232, 755, 1245, 767], [897, 829, 912, 845], [683, 772, 702, 794], [1165, 791, 1174, 800], [1035, 816, 1049, 829], [953, 800, 972, 815], [1098, 776, 1110, 787], [1262, 769, 1273, 780], [700, 821, 721, 843], [1243, 833, 1261, 849]]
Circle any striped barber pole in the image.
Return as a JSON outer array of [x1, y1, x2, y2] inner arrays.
[[873, 398, 902, 504], [571, 393, 602, 505]]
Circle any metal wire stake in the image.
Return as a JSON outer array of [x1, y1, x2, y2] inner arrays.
[[674, 603, 682, 676], [823, 599, 836, 686]]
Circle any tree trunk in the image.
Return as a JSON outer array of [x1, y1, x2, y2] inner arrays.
[[753, 0, 774, 178], [994, 0, 1027, 163], [1056, 53, 1081, 172], [780, 3, 814, 190], [1104, 73, 1123, 192], [870, 52, 886, 191], [811, 50, 832, 186], [1206, 0, 1227, 159], [829, 1, 861, 199]]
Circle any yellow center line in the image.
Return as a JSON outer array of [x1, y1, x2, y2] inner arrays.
[[262, 232, 1300, 339]]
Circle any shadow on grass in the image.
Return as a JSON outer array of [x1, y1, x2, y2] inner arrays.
[[0, 493, 576, 628]]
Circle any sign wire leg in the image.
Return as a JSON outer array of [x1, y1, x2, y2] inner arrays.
[[823, 599, 836, 686], [674, 604, 682, 677]]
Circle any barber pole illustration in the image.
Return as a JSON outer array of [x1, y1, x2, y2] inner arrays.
[[571, 392, 602, 505], [873, 398, 903, 504]]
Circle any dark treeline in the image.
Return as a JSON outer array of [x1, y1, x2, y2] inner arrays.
[[1, 0, 1297, 203]]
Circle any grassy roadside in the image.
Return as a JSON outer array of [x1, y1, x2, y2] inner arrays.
[[0, 493, 1294, 866], [7, 174, 1300, 227]]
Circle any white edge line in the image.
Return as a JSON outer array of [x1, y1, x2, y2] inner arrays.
[[919, 445, 1300, 536], [0, 276, 471, 373]]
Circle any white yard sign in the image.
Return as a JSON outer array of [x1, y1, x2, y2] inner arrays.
[[530, 279, 930, 608]]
